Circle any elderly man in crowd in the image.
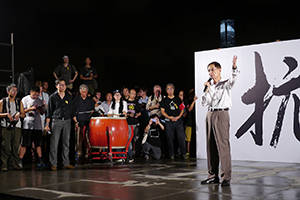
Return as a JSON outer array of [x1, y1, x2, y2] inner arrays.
[[73, 84, 95, 162], [160, 83, 186, 160], [146, 85, 164, 118]]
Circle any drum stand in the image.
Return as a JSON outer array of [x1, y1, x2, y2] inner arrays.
[[86, 126, 134, 164]]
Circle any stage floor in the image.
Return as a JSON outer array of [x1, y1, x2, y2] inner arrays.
[[0, 158, 299, 200]]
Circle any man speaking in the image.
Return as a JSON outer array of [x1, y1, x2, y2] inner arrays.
[[201, 55, 238, 187]]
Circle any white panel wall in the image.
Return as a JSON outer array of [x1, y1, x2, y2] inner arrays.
[[195, 39, 300, 163]]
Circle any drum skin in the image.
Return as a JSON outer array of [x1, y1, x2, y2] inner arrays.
[[89, 117, 129, 148]]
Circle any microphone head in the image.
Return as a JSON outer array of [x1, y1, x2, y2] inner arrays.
[[208, 77, 212, 81]]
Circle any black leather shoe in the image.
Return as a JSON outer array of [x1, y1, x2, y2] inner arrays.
[[201, 177, 220, 184], [221, 179, 230, 187]]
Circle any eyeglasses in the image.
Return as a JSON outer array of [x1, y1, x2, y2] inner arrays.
[[58, 84, 66, 87]]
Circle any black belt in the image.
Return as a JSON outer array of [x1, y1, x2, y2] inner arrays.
[[208, 108, 229, 111], [54, 117, 70, 121]]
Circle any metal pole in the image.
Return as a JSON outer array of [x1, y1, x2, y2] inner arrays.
[[11, 33, 14, 84]]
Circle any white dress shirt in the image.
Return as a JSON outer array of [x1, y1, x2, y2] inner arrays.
[[201, 68, 239, 110]]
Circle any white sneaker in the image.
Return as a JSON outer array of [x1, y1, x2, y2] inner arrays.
[[18, 160, 23, 169]]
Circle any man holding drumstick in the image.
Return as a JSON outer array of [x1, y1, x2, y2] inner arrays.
[[73, 84, 94, 163]]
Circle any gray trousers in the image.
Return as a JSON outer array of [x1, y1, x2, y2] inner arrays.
[[50, 119, 71, 167], [205, 111, 231, 181], [142, 142, 161, 160]]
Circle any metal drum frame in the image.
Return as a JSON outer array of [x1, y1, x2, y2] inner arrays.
[[86, 117, 133, 163]]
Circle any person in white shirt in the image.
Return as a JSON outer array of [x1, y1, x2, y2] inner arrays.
[[100, 92, 112, 114], [108, 90, 127, 117], [19, 86, 46, 168], [201, 55, 239, 187]]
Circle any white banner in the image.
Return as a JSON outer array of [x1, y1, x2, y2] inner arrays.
[[195, 39, 300, 163]]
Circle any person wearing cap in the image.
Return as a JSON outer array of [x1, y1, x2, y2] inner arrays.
[[53, 55, 78, 90], [107, 90, 127, 117], [146, 85, 164, 118]]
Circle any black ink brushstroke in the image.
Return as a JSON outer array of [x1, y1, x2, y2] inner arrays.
[[283, 57, 297, 79], [236, 52, 271, 146], [270, 94, 290, 148], [292, 94, 300, 142], [273, 75, 300, 96]]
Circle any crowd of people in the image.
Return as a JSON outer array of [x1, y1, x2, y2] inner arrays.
[[0, 54, 240, 187], [0, 55, 198, 172]]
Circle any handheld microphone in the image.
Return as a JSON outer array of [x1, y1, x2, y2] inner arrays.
[[203, 77, 212, 92]]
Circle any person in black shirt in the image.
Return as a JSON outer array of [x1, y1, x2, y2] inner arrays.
[[142, 114, 164, 160], [73, 84, 95, 161], [126, 89, 141, 162], [184, 89, 198, 158], [160, 83, 186, 160], [44, 78, 77, 171], [53, 55, 78, 90], [79, 57, 98, 95]]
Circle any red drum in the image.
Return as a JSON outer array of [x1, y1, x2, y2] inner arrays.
[[89, 117, 129, 148]]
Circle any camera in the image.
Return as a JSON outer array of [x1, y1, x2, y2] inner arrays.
[[152, 118, 157, 122]]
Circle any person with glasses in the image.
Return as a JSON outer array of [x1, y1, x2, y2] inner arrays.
[[18, 85, 46, 168], [44, 78, 77, 171], [0, 84, 25, 172], [160, 83, 186, 160], [146, 85, 164, 118]]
